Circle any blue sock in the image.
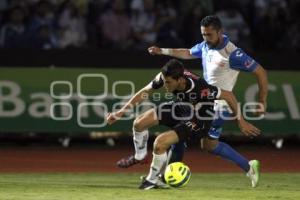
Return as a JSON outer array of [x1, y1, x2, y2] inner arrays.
[[212, 142, 250, 172]]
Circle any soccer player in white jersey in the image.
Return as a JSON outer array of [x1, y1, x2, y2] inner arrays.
[[147, 15, 268, 187]]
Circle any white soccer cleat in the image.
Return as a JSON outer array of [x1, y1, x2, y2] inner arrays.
[[247, 160, 260, 188], [156, 178, 170, 189]]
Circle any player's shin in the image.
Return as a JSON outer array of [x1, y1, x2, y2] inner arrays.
[[146, 152, 167, 183], [212, 142, 250, 172], [133, 128, 149, 160], [167, 142, 185, 164]]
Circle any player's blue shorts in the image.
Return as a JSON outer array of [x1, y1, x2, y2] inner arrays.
[[208, 111, 232, 139]]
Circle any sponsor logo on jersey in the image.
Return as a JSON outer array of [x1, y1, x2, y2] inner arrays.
[[235, 50, 243, 57], [200, 88, 211, 98], [244, 59, 255, 68], [185, 121, 201, 131]]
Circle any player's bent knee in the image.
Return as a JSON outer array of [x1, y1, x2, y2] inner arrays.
[[153, 136, 169, 154], [133, 117, 145, 132], [201, 138, 218, 152], [200, 138, 209, 151]]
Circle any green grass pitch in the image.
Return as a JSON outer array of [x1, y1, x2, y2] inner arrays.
[[0, 173, 299, 200]]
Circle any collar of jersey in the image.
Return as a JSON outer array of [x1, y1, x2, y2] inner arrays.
[[185, 78, 195, 93]]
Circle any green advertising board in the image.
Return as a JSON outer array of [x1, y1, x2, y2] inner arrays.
[[0, 67, 299, 136]]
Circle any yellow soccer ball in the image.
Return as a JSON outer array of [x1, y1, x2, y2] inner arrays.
[[164, 162, 191, 187]]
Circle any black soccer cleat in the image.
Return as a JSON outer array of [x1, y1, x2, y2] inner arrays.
[[138, 179, 157, 190], [139, 174, 169, 189]]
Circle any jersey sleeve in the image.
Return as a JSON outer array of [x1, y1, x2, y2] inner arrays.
[[150, 72, 164, 89], [190, 42, 205, 58], [229, 48, 258, 72], [199, 79, 221, 100]]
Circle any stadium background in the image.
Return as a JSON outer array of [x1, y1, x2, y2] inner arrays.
[[0, 0, 299, 199]]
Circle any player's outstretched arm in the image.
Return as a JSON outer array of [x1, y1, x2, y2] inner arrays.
[[106, 85, 154, 125], [219, 90, 261, 137], [148, 46, 197, 60], [252, 64, 268, 116]]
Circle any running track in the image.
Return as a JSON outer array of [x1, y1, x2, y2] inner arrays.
[[0, 147, 299, 173]]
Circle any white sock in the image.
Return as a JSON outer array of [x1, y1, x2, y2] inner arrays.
[[133, 128, 149, 160], [146, 152, 167, 183]]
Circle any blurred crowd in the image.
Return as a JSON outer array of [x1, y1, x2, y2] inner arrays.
[[0, 0, 300, 51]]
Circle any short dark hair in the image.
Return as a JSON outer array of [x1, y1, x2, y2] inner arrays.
[[161, 59, 184, 80], [200, 15, 222, 30]]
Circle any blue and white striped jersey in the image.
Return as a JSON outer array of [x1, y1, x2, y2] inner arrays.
[[190, 35, 258, 92]]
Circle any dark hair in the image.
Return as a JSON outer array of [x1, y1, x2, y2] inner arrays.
[[161, 59, 184, 80], [200, 15, 222, 30]]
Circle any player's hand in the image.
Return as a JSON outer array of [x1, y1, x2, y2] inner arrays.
[[148, 46, 162, 55], [238, 119, 261, 137], [106, 111, 124, 125]]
